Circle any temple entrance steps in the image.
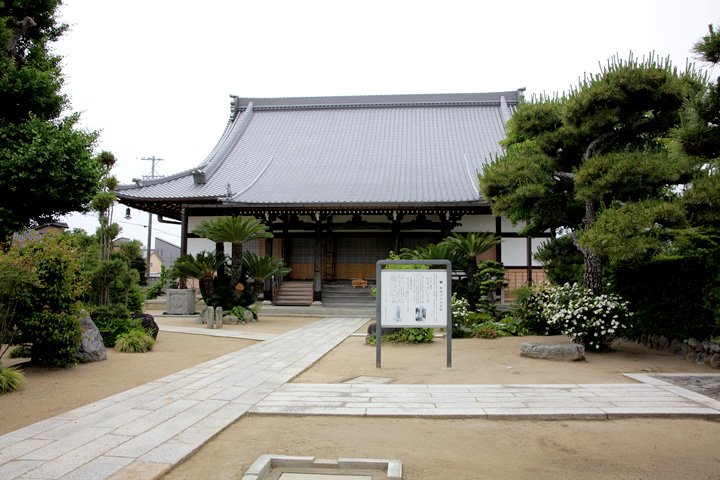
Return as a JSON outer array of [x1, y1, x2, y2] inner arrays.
[[274, 281, 313, 306], [321, 280, 376, 307]]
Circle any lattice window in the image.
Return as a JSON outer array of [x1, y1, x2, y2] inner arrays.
[[244, 238, 260, 255], [290, 238, 313, 263]]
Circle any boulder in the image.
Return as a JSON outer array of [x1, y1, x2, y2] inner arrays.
[[710, 354, 720, 369], [131, 313, 159, 340], [366, 322, 402, 342], [243, 310, 255, 323], [76, 310, 107, 363], [669, 338, 683, 353], [520, 342, 585, 361], [222, 315, 239, 325]]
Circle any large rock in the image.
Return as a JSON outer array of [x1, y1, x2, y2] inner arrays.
[[222, 315, 239, 325], [243, 310, 255, 323], [366, 322, 402, 342], [131, 313, 159, 340], [77, 310, 107, 363], [520, 342, 585, 361]]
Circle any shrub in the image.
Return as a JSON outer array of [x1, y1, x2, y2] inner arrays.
[[451, 293, 475, 338], [146, 265, 169, 300], [544, 283, 632, 351], [228, 305, 247, 319], [86, 304, 136, 347], [114, 327, 155, 353], [475, 327, 499, 339], [0, 364, 25, 394], [367, 327, 434, 344], [606, 228, 720, 340], [8, 345, 31, 358], [512, 283, 562, 335], [13, 232, 85, 367]]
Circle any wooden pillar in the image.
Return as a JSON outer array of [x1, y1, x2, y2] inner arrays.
[[264, 236, 273, 300], [179, 205, 188, 289], [495, 216, 502, 263], [313, 220, 323, 302], [526, 220, 533, 285], [392, 221, 401, 254]]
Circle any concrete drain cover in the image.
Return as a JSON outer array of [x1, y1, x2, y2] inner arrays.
[[340, 376, 395, 384], [242, 455, 402, 480], [277, 473, 372, 479]]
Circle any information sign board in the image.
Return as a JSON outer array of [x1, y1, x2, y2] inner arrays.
[[379, 270, 448, 327], [375, 259, 452, 368]]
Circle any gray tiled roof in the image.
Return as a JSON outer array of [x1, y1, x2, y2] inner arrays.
[[116, 91, 519, 206]]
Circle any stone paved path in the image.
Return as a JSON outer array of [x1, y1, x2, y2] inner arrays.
[[0, 317, 368, 480], [252, 375, 720, 419], [1, 318, 719, 480]]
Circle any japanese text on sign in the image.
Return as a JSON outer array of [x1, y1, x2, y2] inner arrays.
[[379, 270, 447, 327]]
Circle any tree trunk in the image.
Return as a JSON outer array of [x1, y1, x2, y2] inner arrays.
[[230, 242, 243, 288], [582, 200, 603, 295], [201, 275, 214, 301]]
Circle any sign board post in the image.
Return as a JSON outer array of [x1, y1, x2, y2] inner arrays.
[[375, 259, 452, 369]]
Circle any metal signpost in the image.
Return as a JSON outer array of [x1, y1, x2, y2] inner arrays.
[[375, 259, 452, 368]]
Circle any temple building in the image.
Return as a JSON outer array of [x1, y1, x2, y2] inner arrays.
[[116, 91, 546, 304]]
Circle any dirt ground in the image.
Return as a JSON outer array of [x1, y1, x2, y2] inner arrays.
[[3, 315, 720, 479]]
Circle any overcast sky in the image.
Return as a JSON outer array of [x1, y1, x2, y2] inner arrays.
[[55, 0, 720, 247]]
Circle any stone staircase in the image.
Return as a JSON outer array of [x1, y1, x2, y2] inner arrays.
[[274, 281, 314, 306], [321, 280, 376, 307]]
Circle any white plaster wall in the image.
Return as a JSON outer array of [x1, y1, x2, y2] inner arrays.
[[500, 217, 525, 233], [501, 237, 543, 267], [187, 237, 220, 256], [454, 215, 495, 232]]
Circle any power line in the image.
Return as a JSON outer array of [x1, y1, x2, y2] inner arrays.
[[140, 156, 164, 276]]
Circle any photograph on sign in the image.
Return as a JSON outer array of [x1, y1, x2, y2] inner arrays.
[[380, 270, 447, 327]]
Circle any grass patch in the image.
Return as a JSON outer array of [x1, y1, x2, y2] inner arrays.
[[0, 365, 25, 394], [8, 345, 31, 358], [114, 328, 155, 353]]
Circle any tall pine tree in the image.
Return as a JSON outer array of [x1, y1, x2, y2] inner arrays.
[[480, 55, 705, 294]]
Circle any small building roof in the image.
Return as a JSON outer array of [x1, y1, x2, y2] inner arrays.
[[117, 91, 520, 219]]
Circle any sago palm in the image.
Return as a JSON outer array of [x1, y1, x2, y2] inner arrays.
[[399, 243, 465, 268], [242, 252, 292, 297], [192, 217, 273, 288], [440, 232, 501, 277], [171, 251, 227, 300], [440, 232, 501, 307]]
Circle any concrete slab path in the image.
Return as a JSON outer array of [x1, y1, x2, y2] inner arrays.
[[251, 375, 720, 420], [0, 317, 367, 480], [1, 317, 719, 480]]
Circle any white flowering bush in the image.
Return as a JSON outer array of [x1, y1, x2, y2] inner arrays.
[[451, 293, 473, 337], [544, 283, 632, 351]]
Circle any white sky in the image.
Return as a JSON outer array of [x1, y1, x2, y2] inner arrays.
[[55, 0, 720, 247]]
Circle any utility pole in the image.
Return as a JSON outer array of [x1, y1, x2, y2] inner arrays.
[[142, 156, 163, 280]]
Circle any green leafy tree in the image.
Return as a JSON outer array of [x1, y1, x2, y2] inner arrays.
[[0, 1, 102, 240], [13, 232, 85, 367], [480, 55, 704, 294], [0, 243, 40, 362]]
